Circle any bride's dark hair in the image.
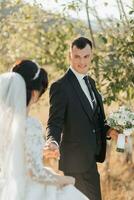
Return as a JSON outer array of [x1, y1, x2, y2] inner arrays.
[[12, 60, 48, 105]]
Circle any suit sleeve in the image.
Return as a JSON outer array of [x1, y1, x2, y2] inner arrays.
[[46, 81, 67, 144]]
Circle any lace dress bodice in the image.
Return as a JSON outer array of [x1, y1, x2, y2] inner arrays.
[[0, 117, 88, 200], [25, 117, 57, 185]]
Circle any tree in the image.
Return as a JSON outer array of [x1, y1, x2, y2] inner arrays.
[[92, 11, 134, 105], [0, 0, 83, 71]]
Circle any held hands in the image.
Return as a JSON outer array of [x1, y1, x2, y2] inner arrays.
[[43, 142, 60, 159], [43, 142, 75, 187]]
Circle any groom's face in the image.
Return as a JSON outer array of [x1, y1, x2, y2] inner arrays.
[[69, 44, 92, 75]]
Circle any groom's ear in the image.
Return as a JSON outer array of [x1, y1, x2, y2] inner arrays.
[[68, 51, 71, 61], [67, 51, 71, 64]]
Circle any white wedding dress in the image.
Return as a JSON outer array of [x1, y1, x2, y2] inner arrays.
[[0, 72, 88, 200], [24, 116, 88, 200]]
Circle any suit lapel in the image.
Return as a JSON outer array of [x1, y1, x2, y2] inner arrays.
[[66, 69, 94, 121]]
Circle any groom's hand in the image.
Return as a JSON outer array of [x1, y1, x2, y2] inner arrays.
[[107, 128, 118, 140], [44, 142, 60, 159]]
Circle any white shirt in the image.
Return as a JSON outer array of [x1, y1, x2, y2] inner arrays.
[[70, 66, 96, 109]]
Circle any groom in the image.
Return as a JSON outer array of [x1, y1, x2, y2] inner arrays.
[[45, 37, 118, 200]]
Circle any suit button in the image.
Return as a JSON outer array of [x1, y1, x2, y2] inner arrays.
[[93, 129, 96, 133]]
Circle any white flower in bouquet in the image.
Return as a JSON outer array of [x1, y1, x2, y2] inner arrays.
[[107, 106, 134, 135], [107, 106, 134, 152]]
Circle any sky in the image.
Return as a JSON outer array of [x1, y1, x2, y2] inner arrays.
[[24, 0, 133, 20]]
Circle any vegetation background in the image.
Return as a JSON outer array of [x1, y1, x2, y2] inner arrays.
[[0, 0, 134, 199]]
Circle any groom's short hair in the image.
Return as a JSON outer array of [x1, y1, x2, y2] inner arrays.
[[71, 37, 92, 50]]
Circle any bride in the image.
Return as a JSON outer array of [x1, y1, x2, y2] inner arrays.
[[0, 60, 89, 200]]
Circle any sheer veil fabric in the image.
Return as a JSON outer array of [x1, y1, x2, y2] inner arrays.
[[0, 72, 27, 200], [0, 72, 89, 200]]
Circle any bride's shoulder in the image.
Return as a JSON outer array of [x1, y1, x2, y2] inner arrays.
[[26, 116, 43, 134]]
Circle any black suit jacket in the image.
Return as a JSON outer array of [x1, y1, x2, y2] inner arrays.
[[46, 69, 110, 173]]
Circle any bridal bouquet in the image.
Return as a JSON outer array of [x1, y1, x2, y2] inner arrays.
[[107, 106, 134, 152]]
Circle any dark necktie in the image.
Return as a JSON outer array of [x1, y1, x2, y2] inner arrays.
[[83, 76, 96, 110]]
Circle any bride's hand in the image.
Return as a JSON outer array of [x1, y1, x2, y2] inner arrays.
[[43, 143, 60, 159], [55, 175, 75, 187]]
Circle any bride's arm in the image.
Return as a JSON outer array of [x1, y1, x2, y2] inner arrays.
[[25, 118, 74, 186]]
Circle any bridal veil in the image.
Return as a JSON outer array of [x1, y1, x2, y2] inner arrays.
[[0, 72, 27, 200]]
